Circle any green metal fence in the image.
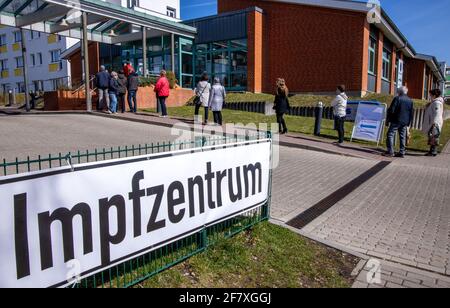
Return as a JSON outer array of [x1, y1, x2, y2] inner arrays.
[[0, 132, 272, 288]]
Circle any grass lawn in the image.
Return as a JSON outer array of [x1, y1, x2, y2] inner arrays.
[[142, 106, 450, 153], [136, 222, 359, 288], [201, 92, 447, 110]]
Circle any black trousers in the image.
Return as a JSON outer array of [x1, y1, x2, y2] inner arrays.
[[334, 116, 345, 144], [117, 93, 126, 113], [277, 113, 287, 133], [213, 111, 223, 125], [195, 104, 209, 122]]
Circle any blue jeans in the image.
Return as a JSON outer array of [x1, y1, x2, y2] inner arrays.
[[128, 90, 137, 112], [109, 93, 118, 113], [386, 123, 407, 155]]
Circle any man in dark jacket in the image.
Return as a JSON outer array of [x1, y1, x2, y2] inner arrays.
[[127, 71, 139, 113], [95, 65, 110, 111], [117, 70, 128, 113], [384, 86, 414, 158]]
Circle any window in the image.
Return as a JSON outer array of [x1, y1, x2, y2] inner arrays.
[[0, 34, 6, 46], [50, 50, 61, 63], [31, 31, 41, 40], [15, 57, 24, 68], [14, 31, 22, 43], [0, 59, 8, 71], [17, 82, 25, 93], [30, 54, 35, 66], [368, 37, 377, 75], [127, 0, 140, 8], [33, 80, 44, 92], [193, 39, 248, 90], [382, 48, 391, 81], [37, 53, 43, 65], [167, 7, 177, 18]]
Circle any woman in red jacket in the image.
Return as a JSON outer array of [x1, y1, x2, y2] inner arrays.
[[154, 70, 170, 117]]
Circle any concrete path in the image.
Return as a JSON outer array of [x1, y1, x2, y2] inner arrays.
[[1, 111, 449, 288]]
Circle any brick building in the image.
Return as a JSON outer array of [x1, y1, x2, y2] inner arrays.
[[60, 0, 445, 100], [212, 0, 445, 99]]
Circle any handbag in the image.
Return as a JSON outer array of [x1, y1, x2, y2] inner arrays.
[[194, 84, 207, 106], [428, 126, 441, 146]]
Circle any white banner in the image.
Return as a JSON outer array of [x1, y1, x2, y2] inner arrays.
[[352, 103, 386, 143], [0, 140, 272, 288]]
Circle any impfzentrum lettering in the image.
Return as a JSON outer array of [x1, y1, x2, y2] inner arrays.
[[13, 161, 263, 280]]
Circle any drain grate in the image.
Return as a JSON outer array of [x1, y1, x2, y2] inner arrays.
[[286, 161, 391, 230]]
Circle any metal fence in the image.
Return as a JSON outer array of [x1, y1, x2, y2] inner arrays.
[[224, 101, 429, 130], [0, 132, 271, 288]]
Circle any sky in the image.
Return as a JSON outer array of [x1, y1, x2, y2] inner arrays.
[[180, 0, 450, 64]]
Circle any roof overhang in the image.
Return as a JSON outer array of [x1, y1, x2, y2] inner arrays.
[[416, 54, 446, 82], [0, 0, 196, 44]]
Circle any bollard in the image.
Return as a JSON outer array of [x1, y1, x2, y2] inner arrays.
[[7, 89, 15, 106], [314, 101, 323, 136]]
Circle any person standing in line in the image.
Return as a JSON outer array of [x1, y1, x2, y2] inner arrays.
[[95, 65, 110, 111], [384, 86, 414, 158], [194, 72, 211, 124], [331, 85, 348, 144], [209, 77, 226, 126], [108, 71, 120, 114], [123, 61, 134, 78], [154, 70, 170, 118], [273, 78, 290, 134], [127, 70, 139, 113], [422, 89, 444, 157], [117, 70, 128, 113]]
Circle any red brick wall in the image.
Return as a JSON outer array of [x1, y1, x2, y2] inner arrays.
[[44, 87, 194, 111], [404, 58, 425, 100], [69, 42, 100, 86], [219, 0, 368, 94], [247, 10, 264, 93]]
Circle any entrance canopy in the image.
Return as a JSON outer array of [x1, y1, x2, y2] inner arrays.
[[0, 0, 197, 112], [0, 0, 196, 43]]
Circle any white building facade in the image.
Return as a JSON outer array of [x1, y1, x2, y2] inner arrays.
[[113, 0, 181, 21], [0, 26, 77, 104]]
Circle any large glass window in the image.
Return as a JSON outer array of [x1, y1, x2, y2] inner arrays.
[[368, 37, 377, 75], [193, 39, 248, 90], [382, 48, 391, 81]]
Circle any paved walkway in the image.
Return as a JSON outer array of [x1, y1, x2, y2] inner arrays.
[[2, 110, 449, 288]]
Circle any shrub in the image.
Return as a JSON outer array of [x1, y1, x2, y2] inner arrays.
[[166, 71, 178, 89], [139, 76, 157, 87]]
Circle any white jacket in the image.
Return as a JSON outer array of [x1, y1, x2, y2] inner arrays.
[[208, 84, 226, 111], [422, 97, 444, 134], [195, 81, 211, 107], [331, 93, 348, 117]]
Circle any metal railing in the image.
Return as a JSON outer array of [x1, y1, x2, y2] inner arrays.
[[1, 132, 271, 288]]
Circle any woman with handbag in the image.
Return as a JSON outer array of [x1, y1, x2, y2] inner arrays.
[[194, 72, 211, 124], [422, 89, 444, 157], [208, 77, 226, 126], [273, 78, 290, 134]]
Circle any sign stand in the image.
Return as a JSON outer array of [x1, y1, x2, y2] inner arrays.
[[350, 102, 387, 146]]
